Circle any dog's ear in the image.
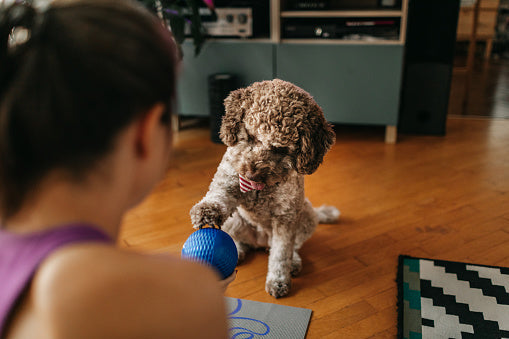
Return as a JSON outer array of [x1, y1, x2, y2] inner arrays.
[[220, 88, 248, 146], [296, 104, 335, 175]]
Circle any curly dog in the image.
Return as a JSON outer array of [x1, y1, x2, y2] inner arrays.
[[190, 79, 340, 298]]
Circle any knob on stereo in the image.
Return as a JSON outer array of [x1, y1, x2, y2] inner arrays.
[[238, 13, 248, 24]]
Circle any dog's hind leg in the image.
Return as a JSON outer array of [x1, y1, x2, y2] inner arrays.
[[291, 251, 302, 277], [291, 199, 319, 277], [222, 210, 267, 263]]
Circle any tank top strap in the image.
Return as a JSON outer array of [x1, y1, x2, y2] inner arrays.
[[0, 223, 112, 336]]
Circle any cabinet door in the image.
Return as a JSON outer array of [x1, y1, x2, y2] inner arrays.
[[177, 42, 274, 117], [276, 44, 404, 125]]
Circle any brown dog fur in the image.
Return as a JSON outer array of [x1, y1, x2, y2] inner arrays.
[[190, 79, 339, 298]]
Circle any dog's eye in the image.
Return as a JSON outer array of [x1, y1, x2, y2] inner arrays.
[[272, 146, 289, 155], [246, 134, 262, 145]]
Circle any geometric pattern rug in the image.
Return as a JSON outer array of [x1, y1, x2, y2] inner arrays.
[[398, 255, 509, 338]]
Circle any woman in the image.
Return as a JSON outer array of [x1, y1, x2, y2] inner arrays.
[[0, 0, 231, 338]]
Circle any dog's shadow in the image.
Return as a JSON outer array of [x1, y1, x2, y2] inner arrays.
[[237, 247, 269, 267]]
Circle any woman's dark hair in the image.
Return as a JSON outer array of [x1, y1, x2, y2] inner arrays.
[[0, 0, 178, 221]]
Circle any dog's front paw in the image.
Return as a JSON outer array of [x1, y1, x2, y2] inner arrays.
[[190, 201, 227, 229], [265, 278, 291, 298]]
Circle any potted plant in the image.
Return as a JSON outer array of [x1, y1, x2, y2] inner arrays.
[[137, 0, 215, 56]]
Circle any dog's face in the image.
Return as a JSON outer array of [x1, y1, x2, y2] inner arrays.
[[220, 79, 335, 187], [228, 125, 297, 187]]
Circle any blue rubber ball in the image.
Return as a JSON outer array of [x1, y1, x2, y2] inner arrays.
[[181, 228, 238, 279]]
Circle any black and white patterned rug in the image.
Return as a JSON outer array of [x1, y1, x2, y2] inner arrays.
[[398, 255, 509, 338]]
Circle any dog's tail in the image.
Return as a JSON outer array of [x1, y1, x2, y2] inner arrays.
[[314, 205, 340, 224]]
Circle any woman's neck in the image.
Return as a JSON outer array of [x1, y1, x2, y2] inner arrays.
[[4, 168, 131, 240]]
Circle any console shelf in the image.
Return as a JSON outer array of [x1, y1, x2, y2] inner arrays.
[[177, 0, 409, 143], [280, 10, 404, 18], [280, 39, 403, 45]]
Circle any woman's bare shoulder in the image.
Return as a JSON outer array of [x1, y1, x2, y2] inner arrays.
[[32, 243, 228, 339]]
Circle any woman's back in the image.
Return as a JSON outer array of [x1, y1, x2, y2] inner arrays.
[[3, 226, 227, 339], [0, 224, 111, 335]]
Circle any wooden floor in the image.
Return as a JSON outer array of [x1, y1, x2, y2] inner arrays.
[[120, 116, 509, 337], [449, 57, 509, 118]]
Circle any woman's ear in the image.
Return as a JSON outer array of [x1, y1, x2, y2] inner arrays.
[[134, 103, 167, 158]]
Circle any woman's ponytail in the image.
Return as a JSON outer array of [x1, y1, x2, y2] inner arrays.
[[0, 3, 38, 92], [0, 3, 45, 222]]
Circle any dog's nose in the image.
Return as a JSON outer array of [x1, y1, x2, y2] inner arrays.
[[245, 171, 257, 182], [245, 171, 265, 183]]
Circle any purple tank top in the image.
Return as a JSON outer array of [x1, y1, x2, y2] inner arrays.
[[0, 224, 112, 336]]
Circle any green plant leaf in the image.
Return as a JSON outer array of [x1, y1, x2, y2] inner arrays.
[[137, 0, 212, 57], [185, 0, 205, 56]]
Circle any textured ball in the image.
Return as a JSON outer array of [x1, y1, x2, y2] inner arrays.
[[181, 228, 238, 279]]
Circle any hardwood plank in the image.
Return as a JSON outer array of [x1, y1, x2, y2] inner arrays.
[[365, 287, 397, 312], [332, 306, 396, 338], [366, 329, 397, 338], [306, 301, 377, 338]]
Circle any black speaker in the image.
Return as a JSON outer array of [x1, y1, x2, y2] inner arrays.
[[398, 0, 460, 135], [208, 74, 238, 144]]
